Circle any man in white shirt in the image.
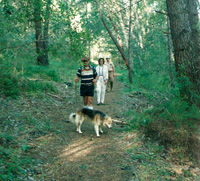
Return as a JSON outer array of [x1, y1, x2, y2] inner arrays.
[[105, 56, 115, 92]]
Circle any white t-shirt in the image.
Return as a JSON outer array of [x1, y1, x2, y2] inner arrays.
[[96, 65, 108, 81], [106, 61, 114, 71]]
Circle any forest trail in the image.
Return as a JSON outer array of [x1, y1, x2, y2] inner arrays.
[[35, 79, 137, 180], [30, 78, 200, 181], [1, 77, 199, 180]]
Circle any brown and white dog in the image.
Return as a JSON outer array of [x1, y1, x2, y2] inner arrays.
[[69, 108, 112, 137]]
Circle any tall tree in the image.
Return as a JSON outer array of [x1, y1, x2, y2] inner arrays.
[[166, 0, 200, 101], [95, 0, 133, 83], [128, 0, 133, 82], [43, 0, 51, 65], [33, 0, 51, 66], [186, 0, 200, 92], [167, 17, 174, 87]]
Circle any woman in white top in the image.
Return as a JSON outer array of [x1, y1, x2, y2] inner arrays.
[[96, 58, 108, 105]]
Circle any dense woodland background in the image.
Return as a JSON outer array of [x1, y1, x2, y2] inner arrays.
[[0, 0, 200, 180]]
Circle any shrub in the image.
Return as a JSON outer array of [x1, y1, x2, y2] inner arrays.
[[1, 76, 19, 98], [0, 61, 20, 98], [141, 98, 200, 156]]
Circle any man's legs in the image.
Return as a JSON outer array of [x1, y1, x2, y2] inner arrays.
[[110, 82, 113, 91], [87, 96, 93, 109], [83, 96, 93, 109], [107, 72, 111, 91], [106, 81, 109, 91], [110, 72, 114, 91], [83, 96, 88, 108], [82, 86, 94, 110]]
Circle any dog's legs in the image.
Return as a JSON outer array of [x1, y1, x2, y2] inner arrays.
[[75, 115, 83, 134], [77, 122, 83, 133], [94, 125, 100, 137], [78, 118, 84, 134], [75, 115, 79, 132], [99, 127, 103, 133]]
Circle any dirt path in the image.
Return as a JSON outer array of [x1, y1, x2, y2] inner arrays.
[[1, 78, 199, 180], [34, 80, 135, 180]]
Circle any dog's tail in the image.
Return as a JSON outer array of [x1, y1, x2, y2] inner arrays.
[[69, 113, 76, 124]]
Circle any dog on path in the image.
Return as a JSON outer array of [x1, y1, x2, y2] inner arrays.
[[69, 108, 112, 137]]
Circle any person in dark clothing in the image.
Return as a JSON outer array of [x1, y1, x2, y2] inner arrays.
[[74, 57, 97, 110]]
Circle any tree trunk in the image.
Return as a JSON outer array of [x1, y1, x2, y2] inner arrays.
[[187, 0, 200, 52], [167, 17, 174, 87], [166, 0, 200, 100], [95, 0, 133, 83], [128, 0, 133, 83], [34, 0, 49, 66], [43, 0, 51, 66], [107, 15, 124, 51], [186, 0, 200, 93]]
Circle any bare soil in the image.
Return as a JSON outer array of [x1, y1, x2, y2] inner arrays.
[[34, 80, 137, 181], [1, 79, 199, 180]]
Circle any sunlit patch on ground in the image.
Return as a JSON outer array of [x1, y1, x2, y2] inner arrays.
[[59, 138, 98, 161]]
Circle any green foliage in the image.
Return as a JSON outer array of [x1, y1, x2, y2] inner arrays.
[[0, 60, 61, 98], [127, 139, 197, 180], [113, 0, 199, 158], [128, 94, 200, 156], [0, 61, 19, 98], [1, 76, 19, 98], [21, 80, 56, 93], [117, 60, 200, 157], [48, 0, 92, 60], [0, 106, 53, 180], [176, 75, 199, 104], [0, 0, 199, 179], [0, 133, 25, 180]]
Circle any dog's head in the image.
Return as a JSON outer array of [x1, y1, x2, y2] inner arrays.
[[104, 116, 112, 128]]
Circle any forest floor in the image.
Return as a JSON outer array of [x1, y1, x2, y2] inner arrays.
[[1, 78, 200, 180]]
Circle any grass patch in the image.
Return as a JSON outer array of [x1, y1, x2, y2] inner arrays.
[[0, 97, 55, 180], [127, 138, 198, 180], [0, 57, 78, 98], [116, 66, 200, 161]]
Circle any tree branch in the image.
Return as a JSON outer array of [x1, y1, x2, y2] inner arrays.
[[0, 40, 46, 52], [95, 0, 129, 69], [155, 10, 168, 16]]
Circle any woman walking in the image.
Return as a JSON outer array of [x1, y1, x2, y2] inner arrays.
[[96, 58, 108, 105]]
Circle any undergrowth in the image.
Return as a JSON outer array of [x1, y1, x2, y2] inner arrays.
[[116, 66, 200, 161], [0, 57, 77, 98], [127, 138, 198, 180], [0, 55, 77, 180], [141, 98, 199, 157]]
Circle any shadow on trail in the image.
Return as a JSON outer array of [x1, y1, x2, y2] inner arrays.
[[36, 80, 135, 181]]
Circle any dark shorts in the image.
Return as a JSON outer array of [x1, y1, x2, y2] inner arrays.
[[80, 85, 94, 97]]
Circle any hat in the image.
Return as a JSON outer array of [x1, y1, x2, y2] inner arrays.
[[82, 57, 90, 61], [106, 56, 110, 59]]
